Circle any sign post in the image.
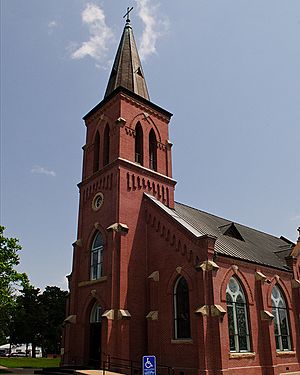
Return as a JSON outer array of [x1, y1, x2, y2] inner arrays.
[[142, 355, 156, 375]]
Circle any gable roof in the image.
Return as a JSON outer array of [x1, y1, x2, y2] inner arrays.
[[145, 194, 294, 271]]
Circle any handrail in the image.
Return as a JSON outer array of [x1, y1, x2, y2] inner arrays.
[[102, 353, 174, 375]]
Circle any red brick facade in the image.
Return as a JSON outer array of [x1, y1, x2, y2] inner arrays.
[[62, 25, 300, 375]]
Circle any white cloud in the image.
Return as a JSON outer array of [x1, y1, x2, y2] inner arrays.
[[48, 20, 57, 29], [135, 0, 169, 61], [70, 3, 114, 64], [31, 165, 56, 177]]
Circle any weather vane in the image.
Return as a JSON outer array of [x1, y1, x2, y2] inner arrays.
[[123, 6, 133, 22]]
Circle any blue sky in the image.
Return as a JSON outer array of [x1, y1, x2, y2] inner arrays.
[[1, 0, 300, 291]]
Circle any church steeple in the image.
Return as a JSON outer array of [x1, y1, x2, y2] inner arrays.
[[104, 12, 150, 100]]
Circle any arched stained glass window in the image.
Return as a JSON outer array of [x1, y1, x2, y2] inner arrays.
[[271, 285, 291, 351], [173, 276, 191, 339], [103, 124, 110, 166], [149, 129, 157, 171], [90, 232, 104, 280], [135, 122, 143, 165], [226, 277, 250, 352]]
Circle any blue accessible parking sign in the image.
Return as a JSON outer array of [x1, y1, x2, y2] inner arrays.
[[142, 355, 156, 375]]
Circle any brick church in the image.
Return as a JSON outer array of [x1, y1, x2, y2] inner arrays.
[[62, 13, 300, 375]]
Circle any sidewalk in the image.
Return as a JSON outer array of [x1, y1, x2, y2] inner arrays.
[[0, 366, 39, 374]]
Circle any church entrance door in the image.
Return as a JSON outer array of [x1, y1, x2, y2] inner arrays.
[[88, 302, 102, 368], [89, 322, 101, 367]]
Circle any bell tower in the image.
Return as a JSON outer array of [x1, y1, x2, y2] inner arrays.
[[63, 13, 176, 367]]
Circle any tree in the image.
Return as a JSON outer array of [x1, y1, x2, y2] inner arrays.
[[11, 285, 42, 357], [0, 226, 28, 343], [39, 286, 68, 355], [10, 285, 68, 356]]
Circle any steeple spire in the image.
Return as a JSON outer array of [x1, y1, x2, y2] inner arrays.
[[104, 9, 150, 100]]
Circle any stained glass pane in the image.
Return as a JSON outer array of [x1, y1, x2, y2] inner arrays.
[[272, 286, 279, 300], [229, 278, 238, 293], [273, 308, 279, 335], [279, 310, 288, 335], [237, 305, 247, 335], [275, 335, 280, 351], [282, 336, 289, 350], [226, 292, 233, 303], [229, 335, 235, 351], [238, 335, 247, 351], [227, 306, 234, 335], [93, 232, 104, 248]]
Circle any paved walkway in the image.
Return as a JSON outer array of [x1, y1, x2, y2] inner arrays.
[[0, 366, 39, 374]]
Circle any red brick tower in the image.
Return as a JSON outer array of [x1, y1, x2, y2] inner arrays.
[[62, 15, 175, 367]]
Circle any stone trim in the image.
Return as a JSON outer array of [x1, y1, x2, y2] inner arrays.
[[118, 309, 131, 320], [107, 222, 129, 233], [148, 271, 159, 281], [229, 352, 256, 359], [171, 339, 193, 344], [276, 351, 296, 357], [197, 260, 219, 272], [146, 311, 158, 320], [260, 310, 274, 320], [102, 309, 114, 320], [78, 276, 107, 287]]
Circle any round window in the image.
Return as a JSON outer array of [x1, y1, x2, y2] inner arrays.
[[92, 192, 104, 211]]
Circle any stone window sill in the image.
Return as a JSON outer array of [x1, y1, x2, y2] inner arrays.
[[229, 352, 255, 359], [276, 351, 296, 357], [78, 276, 107, 287], [171, 339, 193, 344]]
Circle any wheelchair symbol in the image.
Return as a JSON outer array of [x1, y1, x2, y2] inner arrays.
[[145, 358, 153, 369]]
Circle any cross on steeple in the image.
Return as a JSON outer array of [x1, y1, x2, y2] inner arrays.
[[123, 6, 133, 22]]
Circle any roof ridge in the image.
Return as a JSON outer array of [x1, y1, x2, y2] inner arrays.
[[174, 201, 287, 243]]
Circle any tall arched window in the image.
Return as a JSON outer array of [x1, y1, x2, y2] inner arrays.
[[226, 277, 250, 352], [173, 276, 191, 339], [135, 122, 143, 165], [90, 232, 104, 280], [93, 131, 100, 173], [103, 124, 110, 166], [149, 129, 157, 171], [271, 285, 291, 351]]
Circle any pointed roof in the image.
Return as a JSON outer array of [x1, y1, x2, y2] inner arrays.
[[104, 17, 150, 100]]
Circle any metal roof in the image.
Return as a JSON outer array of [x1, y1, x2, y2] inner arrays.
[[145, 194, 293, 271], [104, 18, 149, 100]]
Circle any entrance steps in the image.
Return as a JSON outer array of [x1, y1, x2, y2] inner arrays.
[[75, 371, 124, 375]]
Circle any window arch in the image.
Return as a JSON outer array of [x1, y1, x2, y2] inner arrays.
[[173, 276, 191, 339], [103, 124, 110, 166], [93, 131, 100, 173], [135, 122, 143, 165], [226, 277, 250, 352], [149, 129, 157, 171], [90, 302, 102, 323], [90, 232, 104, 280], [271, 285, 291, 351]]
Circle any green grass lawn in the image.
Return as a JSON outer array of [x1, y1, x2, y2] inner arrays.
[[0, 357, 60, 368]]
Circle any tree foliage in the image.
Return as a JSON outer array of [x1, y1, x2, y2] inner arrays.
[[10, 285, 68, 356], [0, 226, 28, 343]]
